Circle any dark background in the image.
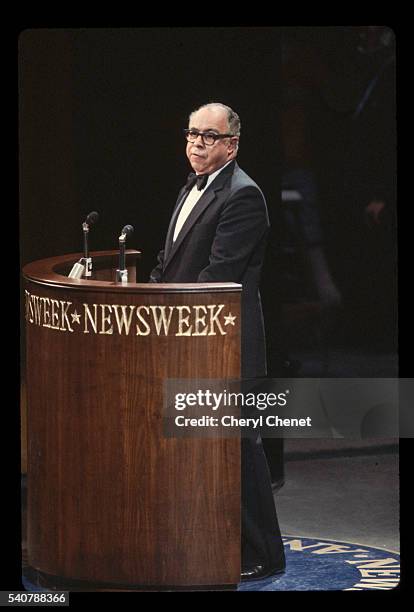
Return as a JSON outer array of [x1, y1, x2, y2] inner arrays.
[[19, 27, 281, 272]]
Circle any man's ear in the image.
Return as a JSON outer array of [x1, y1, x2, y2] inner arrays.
[[228, 137, 239, 155]]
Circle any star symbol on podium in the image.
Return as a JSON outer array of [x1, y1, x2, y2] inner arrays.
[[224, 312, 236, 326], [71, 310, 81, 325]]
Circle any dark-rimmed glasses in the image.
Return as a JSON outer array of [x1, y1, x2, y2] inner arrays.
[[184, 128, 235, 146]]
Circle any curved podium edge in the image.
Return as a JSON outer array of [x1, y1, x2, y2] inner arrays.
[[22, 250, 242, 294]]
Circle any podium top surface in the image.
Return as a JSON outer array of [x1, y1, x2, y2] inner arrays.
[[22, 250, 242, 294]]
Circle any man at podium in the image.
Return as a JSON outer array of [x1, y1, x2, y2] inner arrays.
[[150, 102, 285, 582]]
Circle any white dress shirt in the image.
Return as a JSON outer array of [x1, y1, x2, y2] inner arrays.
[[173, 161, 232, 242]]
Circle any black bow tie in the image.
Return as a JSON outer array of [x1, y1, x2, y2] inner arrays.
[[185, 172, 209, 191]]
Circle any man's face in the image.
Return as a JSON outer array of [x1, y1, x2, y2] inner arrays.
[[186, 107, 238, 175]]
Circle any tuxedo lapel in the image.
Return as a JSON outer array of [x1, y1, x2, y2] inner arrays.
[[164, 189, 216, 267], [163, 161, 236, 272], [163, 186, 188, 262]]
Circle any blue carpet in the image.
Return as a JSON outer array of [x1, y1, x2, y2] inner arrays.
[[22, 576, 50, 592], [238, 535, 400, 591]]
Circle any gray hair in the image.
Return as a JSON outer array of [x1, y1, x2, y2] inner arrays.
[[189, 102, 241, 138]]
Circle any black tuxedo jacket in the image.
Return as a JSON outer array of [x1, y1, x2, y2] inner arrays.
[[149, 161, 285, 570], [149, 160, 270, 377]]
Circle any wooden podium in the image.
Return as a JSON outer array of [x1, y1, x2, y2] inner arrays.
[[22, 250, 241, 590]]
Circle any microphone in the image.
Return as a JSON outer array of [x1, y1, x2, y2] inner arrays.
[[116, 224, 134, 283], [119, 224, 134, 240], [85, 211, 99, 227], [68, 211, 100, 279], [82, 211, 100, 277]]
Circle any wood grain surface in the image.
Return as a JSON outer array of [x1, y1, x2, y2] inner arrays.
[[23, 252, 241, 587]]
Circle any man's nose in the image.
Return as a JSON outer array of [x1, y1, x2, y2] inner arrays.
[[193, 133, 205, 146]]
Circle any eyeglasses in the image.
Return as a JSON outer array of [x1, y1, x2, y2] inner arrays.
[[183, 128, 235, 146]]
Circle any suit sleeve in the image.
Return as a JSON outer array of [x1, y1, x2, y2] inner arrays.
[[148, 249, 165, 283], [197, 185, 269, 283]]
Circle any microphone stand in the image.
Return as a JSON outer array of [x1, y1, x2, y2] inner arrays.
[[116, 232, 128, 283], [82, 222, 93, 277], [68, 211, 99, 279]]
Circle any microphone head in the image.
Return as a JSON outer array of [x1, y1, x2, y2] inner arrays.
[[121, 224, 134, 237], [85, 211, 99, 226]]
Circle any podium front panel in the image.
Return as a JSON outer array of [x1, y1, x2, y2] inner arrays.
[[23, 254, 241, 588]]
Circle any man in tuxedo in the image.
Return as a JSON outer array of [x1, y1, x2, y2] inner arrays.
[[150, 102, 285, 582]]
